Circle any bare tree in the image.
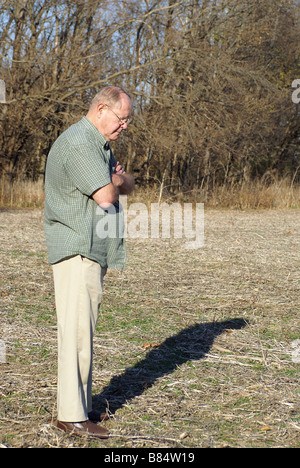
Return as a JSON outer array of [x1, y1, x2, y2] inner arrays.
[[0, 0, 299, 191]]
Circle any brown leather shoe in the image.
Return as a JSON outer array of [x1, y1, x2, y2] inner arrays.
[[57, 420, 109, 439], [88, 410, 111, 422]]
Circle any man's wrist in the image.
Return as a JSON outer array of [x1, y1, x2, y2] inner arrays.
[[111, 173, 123, 188]]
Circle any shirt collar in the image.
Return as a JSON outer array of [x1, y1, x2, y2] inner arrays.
[[81, 116, 110, 151]]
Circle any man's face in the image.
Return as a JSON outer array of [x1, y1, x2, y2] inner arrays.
[[97, 95, 132, 142]]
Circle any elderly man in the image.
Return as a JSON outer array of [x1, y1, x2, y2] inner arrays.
[[44, 86, 134, 438]]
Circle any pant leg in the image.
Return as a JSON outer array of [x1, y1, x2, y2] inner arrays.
[[52, 255, 106, 422]]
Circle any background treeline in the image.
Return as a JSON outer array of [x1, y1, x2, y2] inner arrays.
[[0, 0, 299, 202]]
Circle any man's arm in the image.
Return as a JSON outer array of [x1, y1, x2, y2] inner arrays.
[[112, 172, 135, 195], [92, 163, 134, 207], [112, 160, 135, 195], [92, 182, 120, 208]]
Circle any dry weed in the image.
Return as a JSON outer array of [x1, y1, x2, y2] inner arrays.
[[1, 178, 300, 210]]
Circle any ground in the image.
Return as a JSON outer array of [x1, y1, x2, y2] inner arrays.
[[0, 207, 299, 448]]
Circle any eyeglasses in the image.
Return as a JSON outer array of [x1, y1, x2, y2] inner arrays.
[[105, 105, 131, 125]]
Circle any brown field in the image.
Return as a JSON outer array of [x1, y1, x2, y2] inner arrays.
[[0, 207, 299, 448]]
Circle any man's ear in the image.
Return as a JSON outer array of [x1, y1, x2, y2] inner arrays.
[[97, 103, 106, 115]]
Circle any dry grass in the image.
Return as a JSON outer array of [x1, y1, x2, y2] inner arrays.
[[201, 179, 300, 210], [0, 178, 45, 209], [0, 207, 299, 448], [118, 178, 300, 210], [0, 177, 300, 210]]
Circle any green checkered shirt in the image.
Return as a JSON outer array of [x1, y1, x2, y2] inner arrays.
[[44, 116, 126, 269]]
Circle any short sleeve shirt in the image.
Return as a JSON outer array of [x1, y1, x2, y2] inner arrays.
[[44, 116, 126, 269]]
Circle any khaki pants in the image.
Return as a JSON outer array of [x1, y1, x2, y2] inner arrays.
[[52, 255, 106, 422]]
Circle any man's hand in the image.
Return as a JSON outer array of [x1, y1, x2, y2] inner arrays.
[[92, 161, 134, 207], [114, 161, 125, 175], [112, 161, 134, 195], [112, 172, 135, 195]]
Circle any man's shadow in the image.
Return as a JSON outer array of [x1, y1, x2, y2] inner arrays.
[[93, 318, 248, 415]]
